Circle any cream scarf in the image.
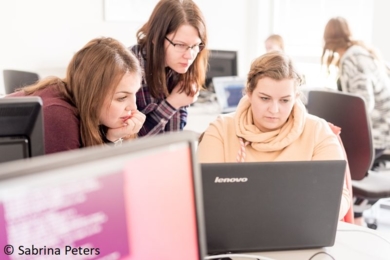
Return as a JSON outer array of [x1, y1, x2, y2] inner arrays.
[[234, 95, 307, 161]]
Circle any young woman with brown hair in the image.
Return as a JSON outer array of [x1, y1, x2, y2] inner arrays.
[[130, 0, 209, 136], [7, 37, 145, 154]]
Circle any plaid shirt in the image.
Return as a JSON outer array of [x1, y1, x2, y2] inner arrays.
[[130, 45, 187, 137]]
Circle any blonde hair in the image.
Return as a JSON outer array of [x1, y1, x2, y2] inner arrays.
[[265, 34, 285, 52], [21, 37, 142, 147], [246, 52, 303, 95]]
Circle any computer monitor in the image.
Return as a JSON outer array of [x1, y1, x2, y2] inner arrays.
[[0, 132, 206, 260], [206, 50, 238, 89], [0, 97, 44, 163]]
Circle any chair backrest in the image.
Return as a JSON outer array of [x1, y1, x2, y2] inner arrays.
[[307, 90, 374, 180], [3, 70, 40, 94]]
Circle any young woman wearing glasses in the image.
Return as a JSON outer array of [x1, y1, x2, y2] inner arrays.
[[130, 0, 209, 136]]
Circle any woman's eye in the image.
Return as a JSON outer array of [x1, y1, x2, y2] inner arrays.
[[281, 99, 290, 103], [177, 44, 188, 50], [117, 96, 127, 101], [260, 97, 269, 101]]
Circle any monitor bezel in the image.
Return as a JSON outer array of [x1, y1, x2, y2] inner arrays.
[[0, 131, 206, 259], [0, 96, 44, 161], [206, 49, 238, 88]]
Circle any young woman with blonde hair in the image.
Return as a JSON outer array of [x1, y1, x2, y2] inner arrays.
[[197, 51, 351, 220], [7, 37, 145, 154]]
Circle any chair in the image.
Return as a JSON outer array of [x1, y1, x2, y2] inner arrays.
[[3, 69, 40, 94], [307, 90, 390, 201]]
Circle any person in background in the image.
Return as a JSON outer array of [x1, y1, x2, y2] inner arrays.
[[197, 52, 351, 220], [322, 17, 390, 164], [7, 37, 145, 154], [130, 0, 209, 136], [264, 34, 285, 53]]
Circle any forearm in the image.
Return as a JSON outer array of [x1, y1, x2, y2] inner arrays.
[[139, 99, 178, 136]]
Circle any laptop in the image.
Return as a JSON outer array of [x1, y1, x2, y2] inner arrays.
[[201, 160, 346, 254], [0, 132, 206, 260], [212, 76, 246, 113]]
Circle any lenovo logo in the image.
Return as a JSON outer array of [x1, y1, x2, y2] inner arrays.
[[214, 177, 248, 183]]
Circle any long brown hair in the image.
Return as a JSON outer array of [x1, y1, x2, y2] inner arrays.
[[322, 17, 378, 69], [22, 37, 142, 147], [246, 52, 303, 95], [136, 0, 208, 98]]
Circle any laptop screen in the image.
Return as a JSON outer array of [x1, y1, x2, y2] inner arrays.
[[212, 76, 246, 113], [0, 132, 205, 260]]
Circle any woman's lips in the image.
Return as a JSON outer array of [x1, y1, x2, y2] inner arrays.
[[121, 115, 132, 121]]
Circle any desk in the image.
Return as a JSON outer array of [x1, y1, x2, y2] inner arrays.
[[186, 102, 221, 134], [213, 222, 390, 260]]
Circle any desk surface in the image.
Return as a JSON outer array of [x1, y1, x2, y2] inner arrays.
[[213, 222, 390, 260], [186, 102, 221, 134]]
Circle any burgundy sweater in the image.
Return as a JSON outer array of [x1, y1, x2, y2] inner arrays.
[[7, 85, 81, 154]]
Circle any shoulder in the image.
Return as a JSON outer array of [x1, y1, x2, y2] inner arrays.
[[43, 101, 78, 118], [7, 85, 78, 117], [43, 99, 79, 133], [43, 94, 79, 140], [210, 113, 235, 130], [29, 85, 79, 124], [41, 86, 77, 115], [342, 45, 372, 64], [303, 115, 341, 151], [304, 114, 333, 134], [345, 45, 369, 56], [203, 112, 236, 138], [6, 91, 25, 97]]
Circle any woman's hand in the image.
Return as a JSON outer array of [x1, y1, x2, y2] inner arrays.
[[105, 110, 146, 142], [166, 82, 199, 109]]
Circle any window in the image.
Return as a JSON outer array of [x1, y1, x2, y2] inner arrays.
[[271, 0, 374, 87], [272, 0, 373, 61]]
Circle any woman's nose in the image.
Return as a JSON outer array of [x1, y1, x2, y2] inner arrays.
[[125, 103, 136, 111], [183, 48, 195, 59], [268, 101, 279, 113]]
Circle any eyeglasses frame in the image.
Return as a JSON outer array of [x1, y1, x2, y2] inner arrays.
[[164, 36, 205, 53]]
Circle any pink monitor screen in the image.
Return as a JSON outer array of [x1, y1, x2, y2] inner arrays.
[[0, 133, 203, 260]]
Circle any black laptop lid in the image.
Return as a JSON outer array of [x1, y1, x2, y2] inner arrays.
[[201, 160, 346, 254]]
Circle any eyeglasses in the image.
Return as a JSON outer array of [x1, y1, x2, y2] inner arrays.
[[165, 37, 205, 53]]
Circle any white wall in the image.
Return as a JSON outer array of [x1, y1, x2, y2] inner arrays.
[[372, 0, 390, 61], [0, 0, 265, 95], [2, 0, 388, 95]]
